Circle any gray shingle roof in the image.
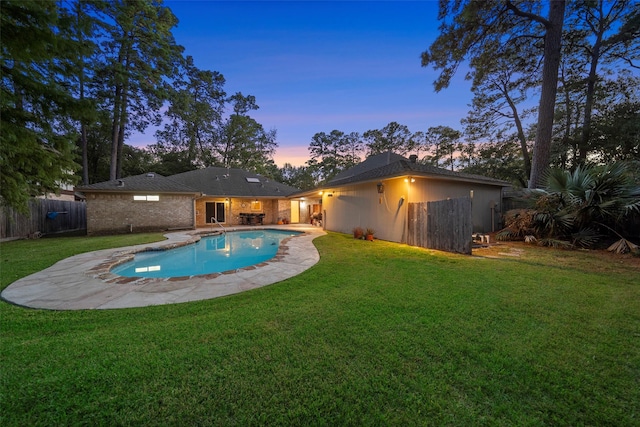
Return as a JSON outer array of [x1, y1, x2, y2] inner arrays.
[[76, 173, 200, 194], [169, 167, 300, 197], [328, 153, 510, 187], [330, 152, 406, 183]]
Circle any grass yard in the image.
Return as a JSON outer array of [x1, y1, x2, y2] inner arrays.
[[1, 232, 639, 426]]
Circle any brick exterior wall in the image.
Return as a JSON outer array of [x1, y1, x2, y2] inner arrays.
[[85, 192, 195, 235], [277, 200, 290, 223]]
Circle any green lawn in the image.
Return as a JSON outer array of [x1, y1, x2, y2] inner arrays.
[[1, 233, 639, 426]]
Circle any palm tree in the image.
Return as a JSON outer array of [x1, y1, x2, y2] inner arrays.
[[498, 163, 640, 252]]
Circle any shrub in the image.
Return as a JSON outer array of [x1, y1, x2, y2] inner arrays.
[[498, 163, 640, 251]]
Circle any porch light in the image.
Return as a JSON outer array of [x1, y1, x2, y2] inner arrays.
[[377, 182, 384, 194]]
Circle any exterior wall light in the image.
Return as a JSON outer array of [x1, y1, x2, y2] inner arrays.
[[377, 182, 384, 194]]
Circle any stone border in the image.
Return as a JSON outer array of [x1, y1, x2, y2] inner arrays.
[[1, 225, 325, 310], [85, 229, 304, 285]]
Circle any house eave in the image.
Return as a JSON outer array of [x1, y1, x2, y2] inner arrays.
[[77, 189, 201, 197], [328, 173, 510, 189]]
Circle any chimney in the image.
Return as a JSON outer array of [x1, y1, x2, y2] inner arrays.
[[409, 154, 418, 163]]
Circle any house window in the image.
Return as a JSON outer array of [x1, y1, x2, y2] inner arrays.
[[133, 195, 159, 201], [250, 201, 262, 211], [206, 202, 226, 223]]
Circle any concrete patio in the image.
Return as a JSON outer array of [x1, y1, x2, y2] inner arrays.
[[1, 225, 325, 310]]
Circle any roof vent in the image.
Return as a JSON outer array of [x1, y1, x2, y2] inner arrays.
[[146, 172, 155, 178], [117, 179, 125, 187], [409, 155, 418, 164], [246, 177, 260, 183]]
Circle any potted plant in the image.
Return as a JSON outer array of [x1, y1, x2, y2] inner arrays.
[[352, 226, 364, 239], [311, 212, 322, 226], [365, 228, 375, 241]]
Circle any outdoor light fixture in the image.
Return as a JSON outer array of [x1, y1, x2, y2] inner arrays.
[[377, 182, 384, 194]]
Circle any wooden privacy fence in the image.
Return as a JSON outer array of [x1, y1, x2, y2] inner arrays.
[[1, 199, 86, 239], [407, 197, 472, 255]]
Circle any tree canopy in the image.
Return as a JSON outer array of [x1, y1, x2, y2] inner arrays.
[[1, 0, 280, 211], [1, 0, 80, 212], [422, 0, 639, 188]]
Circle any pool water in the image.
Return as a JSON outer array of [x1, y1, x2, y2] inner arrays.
[[112, 229, 301, 278]]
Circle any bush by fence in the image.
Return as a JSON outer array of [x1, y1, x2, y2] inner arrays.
[[1, 199, 86, 239]]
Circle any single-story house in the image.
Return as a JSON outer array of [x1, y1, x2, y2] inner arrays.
[[294, 152, 510, 244], [169, 167, 303, 227], [77, 168, 302, 235]]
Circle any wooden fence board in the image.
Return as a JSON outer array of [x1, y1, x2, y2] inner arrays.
[[408, 197, 472, 255], [1, 199, 86, 239]]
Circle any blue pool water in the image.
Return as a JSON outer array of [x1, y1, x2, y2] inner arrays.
[[112, 229, 301, 278]]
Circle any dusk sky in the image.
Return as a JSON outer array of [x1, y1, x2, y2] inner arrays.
[[130, 1, 476, 167]]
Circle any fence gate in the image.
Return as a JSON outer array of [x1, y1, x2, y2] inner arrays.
[[408, 196, 472, 255]]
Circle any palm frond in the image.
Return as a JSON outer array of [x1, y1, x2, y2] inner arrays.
[[519, 162, 639, 248], [497, 209, 537, 241], [539, 238, 574, 249], [625, 187, 640, 214], [570, 228, 601, 248], [607, 238, 639, 254]]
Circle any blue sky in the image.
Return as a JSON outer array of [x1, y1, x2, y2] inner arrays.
[[130, 1, 474, 166]]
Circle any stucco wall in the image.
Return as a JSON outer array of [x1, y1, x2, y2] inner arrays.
[[85, 193, 195, 235], [321, 178, 407, 242], [321, 177, 503, 243], [409, 177, 503, 233]]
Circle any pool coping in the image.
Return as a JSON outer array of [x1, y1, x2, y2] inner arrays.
[[1, 225, 325, 310]]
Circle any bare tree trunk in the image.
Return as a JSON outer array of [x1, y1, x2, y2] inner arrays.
[[505, 90, 532, 178], [116, 117, 126, 179], [109, 85, 122, 181], [577, 26, 603, 166], [81, 124, 89, 185], [559, 64, 571, 170], [79, 67, 89, 184], [528, 0, 566, 189]]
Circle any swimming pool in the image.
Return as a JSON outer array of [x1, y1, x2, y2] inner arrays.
[[112, 229, 301, 278]]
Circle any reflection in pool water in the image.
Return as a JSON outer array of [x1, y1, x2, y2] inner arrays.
[[112, 229, 301, 278]]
